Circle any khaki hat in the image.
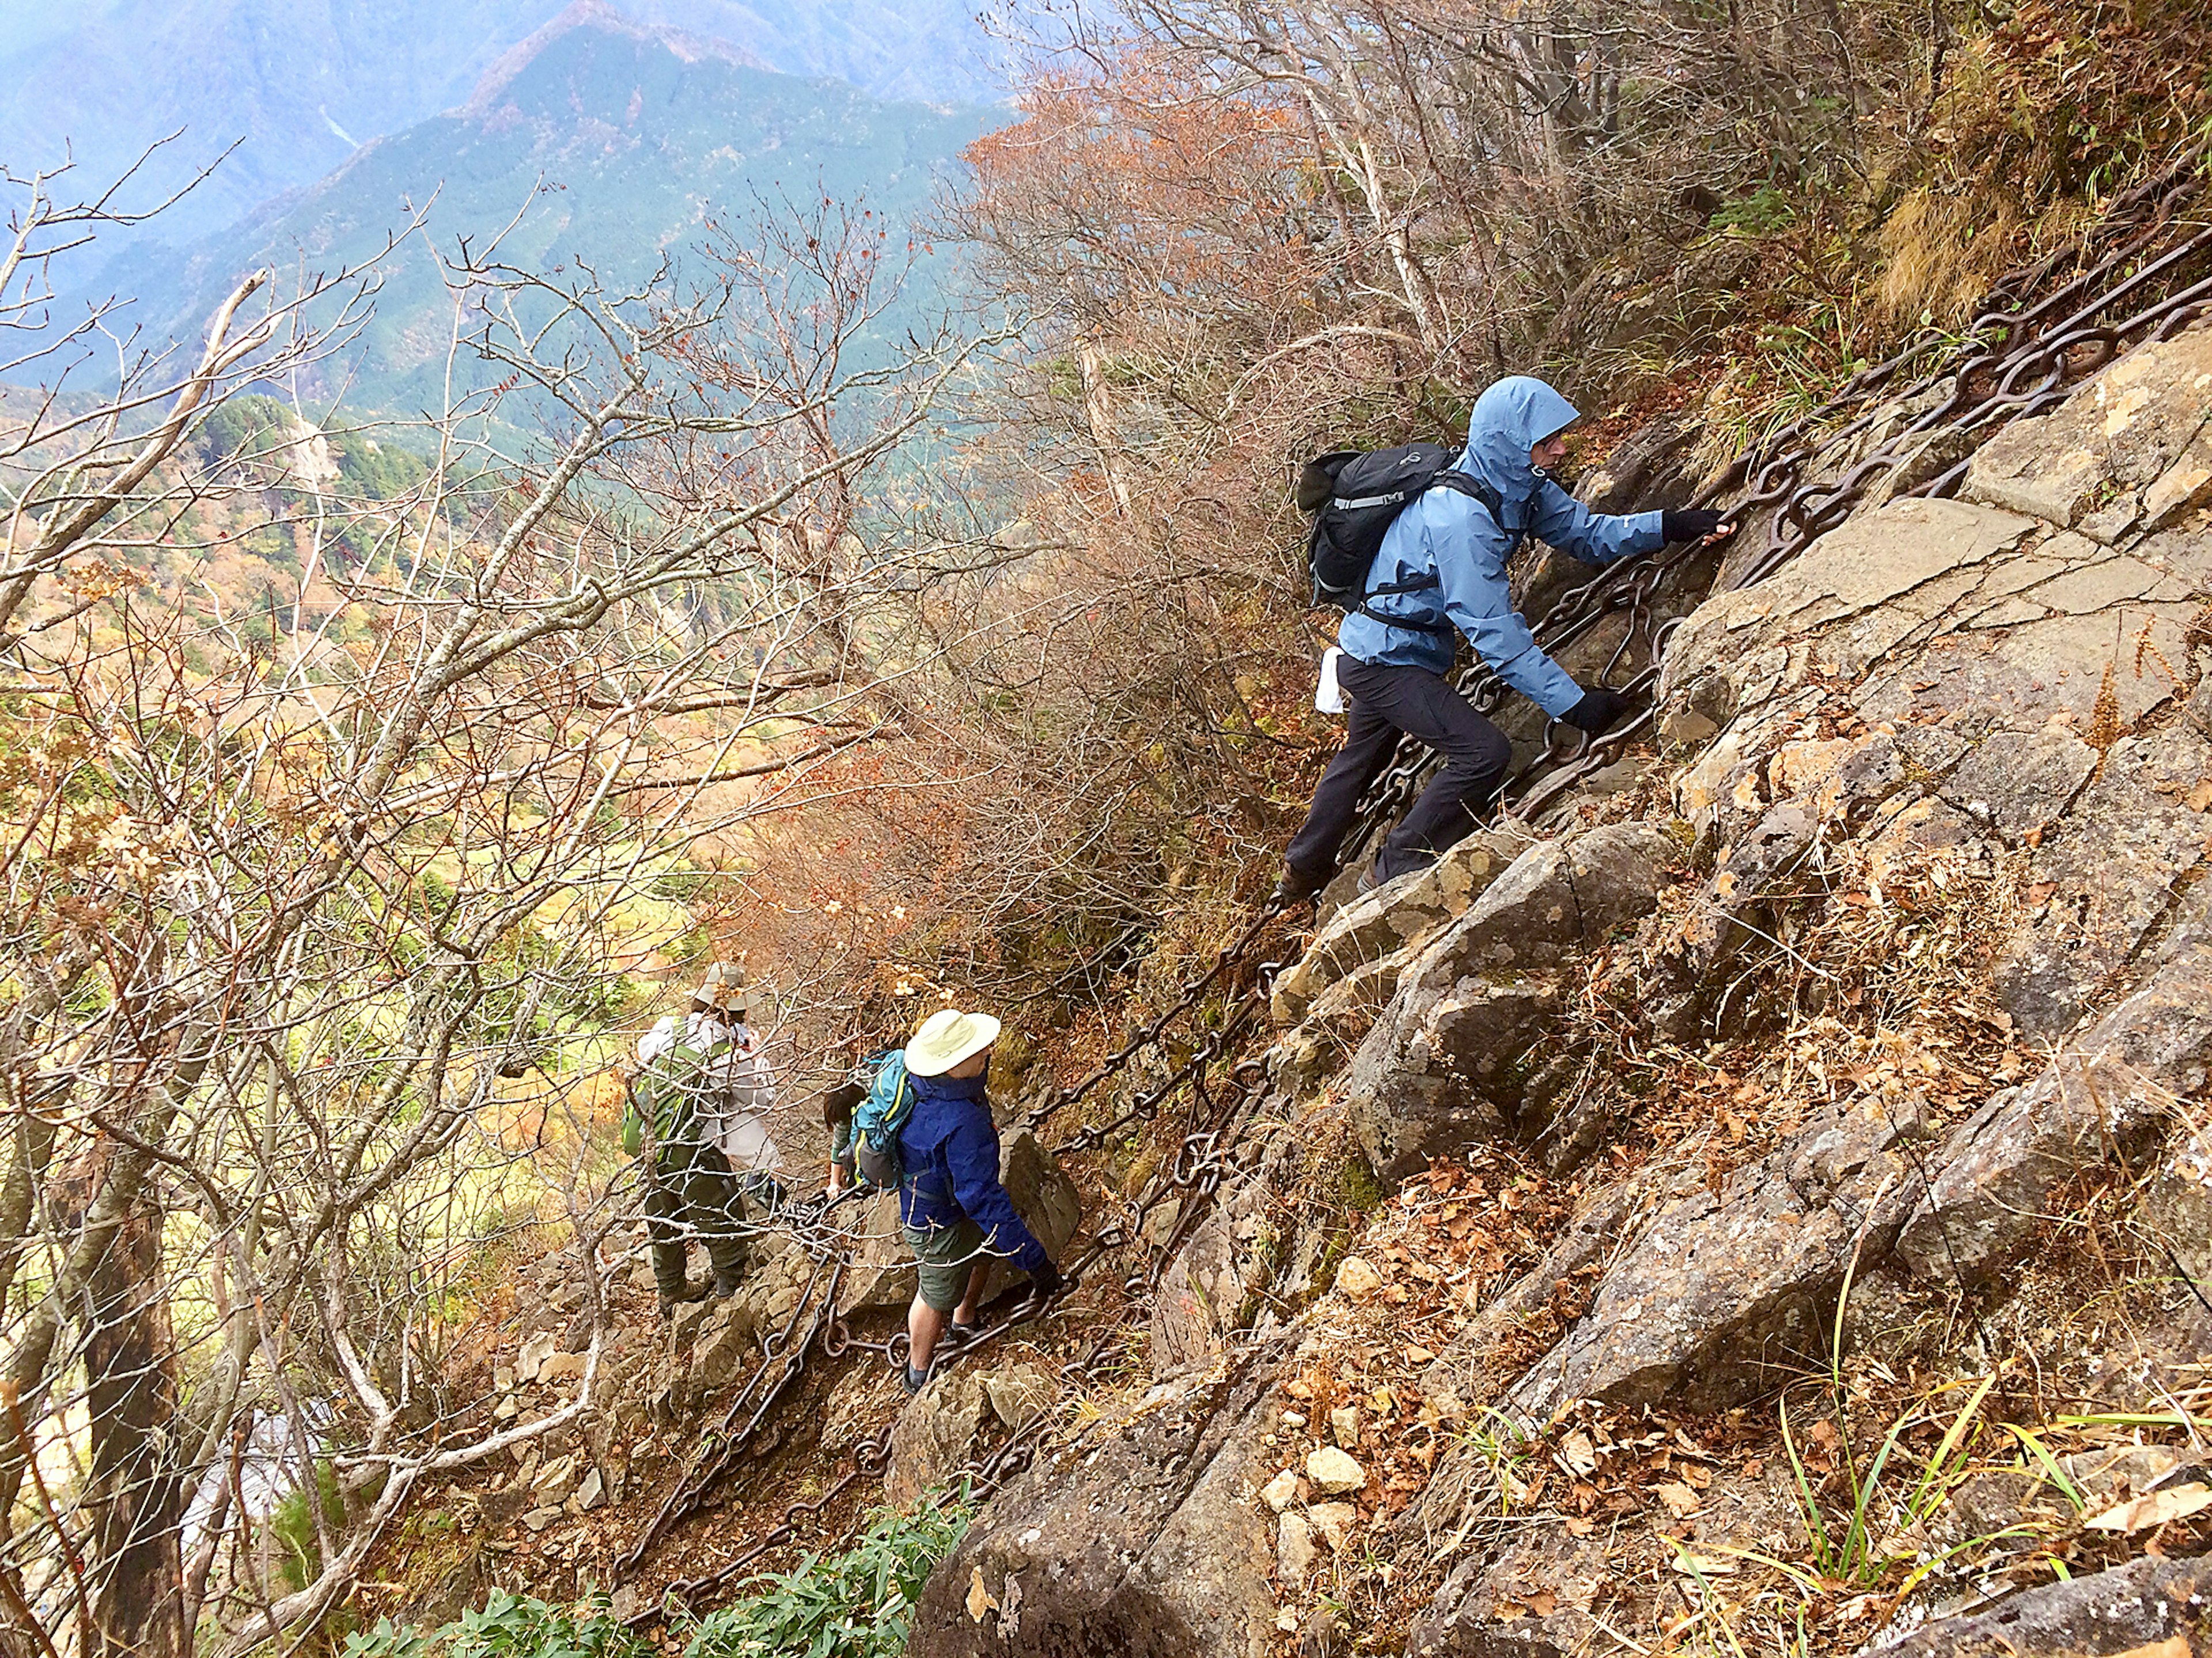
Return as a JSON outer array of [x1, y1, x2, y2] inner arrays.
[[696, 962, 753, 1013], [903, 1007, 1002, 1077]]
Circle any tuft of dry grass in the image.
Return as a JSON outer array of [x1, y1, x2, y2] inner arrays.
[[1875, 189, 2027, 330]]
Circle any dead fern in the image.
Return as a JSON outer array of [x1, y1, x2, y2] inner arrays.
[[2087, 657, 2124, 750]]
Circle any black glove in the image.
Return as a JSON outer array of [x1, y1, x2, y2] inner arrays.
[[1661, 508, 1726, 543], [1028, 1260, 1065, 1300], [1562, 686, 1628, 734]]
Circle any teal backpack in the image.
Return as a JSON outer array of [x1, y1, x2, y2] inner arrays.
[[851, 1048, 916, 1189]]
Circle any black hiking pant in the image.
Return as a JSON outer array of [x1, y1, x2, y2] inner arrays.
[[1285, 656, 1513, 887], [644, 1132, 749, 1296]]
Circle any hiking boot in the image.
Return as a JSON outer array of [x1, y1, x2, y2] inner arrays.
[[1355, 862, 1381, 897], [709, 1269, 745, 1300], [656, 1276, 711, 1316], [900, 1361, 931, 1395], [1270, 864, 1328, 908]]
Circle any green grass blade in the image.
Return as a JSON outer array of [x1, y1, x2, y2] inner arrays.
[[1779, 1395, 1835, 1574], [1909, 1372, 1998, 1523], [1999, 1422, 2085, 1513]]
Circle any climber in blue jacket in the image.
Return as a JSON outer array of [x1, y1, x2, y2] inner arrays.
[[1275, 376, 1729, 902], [895, 1007, 1063, 1392]]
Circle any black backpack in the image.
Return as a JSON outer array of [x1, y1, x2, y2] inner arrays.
[[1296, 443, 1510, 632]]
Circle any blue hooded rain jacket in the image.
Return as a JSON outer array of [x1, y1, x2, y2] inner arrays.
[[1336, 377, 1667, 717]]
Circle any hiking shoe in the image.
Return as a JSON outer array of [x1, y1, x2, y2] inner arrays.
[[900, 1363, 931, 1395], [1270, 865, 1328, 908]]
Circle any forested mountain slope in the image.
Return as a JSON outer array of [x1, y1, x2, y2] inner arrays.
[[1, 0, 1004, 245], [88, 3, 996, 417]]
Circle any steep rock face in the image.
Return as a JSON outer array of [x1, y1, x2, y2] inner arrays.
[[1271, 825, 1537, 1027], [906, 1352, 1287, 1658], [1895, 878, 2212, 1284], [885, 1372, 991, 1508], [1344, 822, 1677, 1181], [1657, 487, 2211, 1032], [1149, 1162, 1287, 1376], [910, 322, 2212, 1658], [1965, 324, 2212, 540], [1505, 1097, 1927, 1413], [1877, 1551, 2212, 1654], [1991, 723, 2212, 1034]]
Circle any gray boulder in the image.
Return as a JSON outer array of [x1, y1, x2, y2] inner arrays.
[[835, 1190, 917, 1313], [885, 1370, 991, 1509], [1874, 1550, 2212, 1654], [1272, 825, 1535, 1026], [906, 1354, 1286, 1658], [1434, 821, 1676, 973], [1001, 1128, 1082, 1268], [1508, 1097, 1928, 1415], [1347, 974, 1563, 1184], [1406, 1530, 1620, 1657], [1897, 877, 2212, 1284], [1150, 1174, 1283, 1376], [1342, 823, 1675, 1181], [1938, 727, 2098, 842], [1964, 323, 2212, 540], [1993, 723, 2212, 1038]]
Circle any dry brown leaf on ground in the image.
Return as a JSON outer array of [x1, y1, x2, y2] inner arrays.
[[966, 1564, 999, 1622], [1654, 1481, 1703, 1518], [2083, 1483, 2212, 1533]]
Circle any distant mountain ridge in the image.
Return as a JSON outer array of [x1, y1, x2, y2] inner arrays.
[[90, 4, 999, 419], [0, 0, 1006, 246], [464, 0, 771, 113]]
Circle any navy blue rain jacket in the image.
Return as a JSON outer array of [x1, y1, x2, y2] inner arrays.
[[1337, 377, 1667, 716], [896, 1069, 1050, 1274]]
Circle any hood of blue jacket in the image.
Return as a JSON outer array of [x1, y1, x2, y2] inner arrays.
[[1458, 376, 1580, 505]]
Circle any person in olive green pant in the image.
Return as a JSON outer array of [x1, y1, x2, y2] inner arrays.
[[627, 963, 766, 1313]]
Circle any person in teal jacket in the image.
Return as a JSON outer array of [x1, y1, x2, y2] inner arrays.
[[1278, 377, 1728, 898]]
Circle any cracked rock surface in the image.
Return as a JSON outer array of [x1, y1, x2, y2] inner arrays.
[[907, 320, 2212, 1658]]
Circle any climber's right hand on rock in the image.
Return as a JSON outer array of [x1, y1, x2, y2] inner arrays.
[[1562, 686, 1629, 735]]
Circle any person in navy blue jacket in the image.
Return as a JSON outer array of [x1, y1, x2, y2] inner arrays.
[[895, 1007, 1063, 1391], [1276, 376, 1729, 901]]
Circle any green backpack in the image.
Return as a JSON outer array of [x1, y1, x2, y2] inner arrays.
[[622, 1023, 729, 1155]]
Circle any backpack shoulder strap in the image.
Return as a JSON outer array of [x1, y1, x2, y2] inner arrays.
[[1350, 468, 1516, 636], [643, 1026, 728, 1129], [1431, 469, 1508, 523], [1432, 469, 1527, 552]]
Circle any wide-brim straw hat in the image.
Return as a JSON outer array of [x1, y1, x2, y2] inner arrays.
[[904, 1007, 1002, 1077], [697, 961, 755, 1013]]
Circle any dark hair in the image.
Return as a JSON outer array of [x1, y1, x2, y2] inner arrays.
[[820, 1080, 866, 1129]]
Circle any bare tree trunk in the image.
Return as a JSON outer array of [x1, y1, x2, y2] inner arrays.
[[1079, 338, 1137, 518], [74, 1154, 187, 1658]]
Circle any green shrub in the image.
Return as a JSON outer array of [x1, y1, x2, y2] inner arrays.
[[681, 1497, 972, 1658], [343, 1498, 971, 1658], [272, 1461, 348, 1592], [347, 1593, 647, 1658]]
